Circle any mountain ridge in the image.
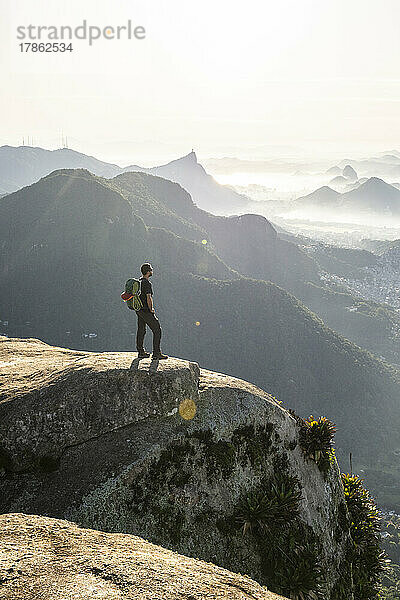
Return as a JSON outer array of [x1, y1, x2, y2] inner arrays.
[[111, 170, 400, 365], [0, 145, 248, 214], [1, 168, 400, 505], [295, 176, 400, 215]]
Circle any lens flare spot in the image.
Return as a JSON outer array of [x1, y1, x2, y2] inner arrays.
[[179, 397, 197, 420], [195, 321, 201, 326], [201, 239, 208, 245]]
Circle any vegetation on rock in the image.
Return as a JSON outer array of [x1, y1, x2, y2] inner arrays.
[[342, 473, 387, 599], [380, 513, 400, 599], [233, 473, 324, 600], [299, 415, 337, 473], [235, 474, 302, 536]]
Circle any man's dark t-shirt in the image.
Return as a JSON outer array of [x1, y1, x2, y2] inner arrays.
[[139, 276, 153, 311]]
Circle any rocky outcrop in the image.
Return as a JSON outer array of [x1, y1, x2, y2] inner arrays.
[[0, 336, 200, 472], [0, 337, 354, 599], [0, 513, 287, 600]]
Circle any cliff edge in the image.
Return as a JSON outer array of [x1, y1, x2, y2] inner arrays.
[[0, 336, 353, 598]]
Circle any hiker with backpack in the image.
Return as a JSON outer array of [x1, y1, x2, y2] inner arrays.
[[121, 263, 168, 360]]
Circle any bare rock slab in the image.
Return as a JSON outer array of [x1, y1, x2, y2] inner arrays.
[[0, 336, 199, 472], [0, 513, 287, 600]]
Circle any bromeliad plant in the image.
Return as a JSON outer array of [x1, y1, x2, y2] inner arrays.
[[272, 547, 323, 600], [235, 474, 302, 537], [299, 415, 337, 472], [342, 473, 387, 599], [234, 474, 325, 600]]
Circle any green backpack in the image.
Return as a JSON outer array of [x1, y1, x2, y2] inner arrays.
[[121, 278, 144, 311]]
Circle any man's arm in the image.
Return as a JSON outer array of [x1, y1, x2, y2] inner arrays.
[[147, 293, 154, 312]]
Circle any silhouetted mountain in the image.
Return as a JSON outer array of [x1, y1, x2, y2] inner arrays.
[[1, 168, 399, 507], [112, 171, 319, 293], [296, 185, 340, 207], [112, 172, 400, 365], [296, 177, 400, 215], [322, 152, 400, 181], [341, 177, 400, 213], [124, 150, 249, 213], [335, 157, 400, 180], [0, 145, 249, 215], [343, 164, 358, 181], [0, 145, 121, 192]]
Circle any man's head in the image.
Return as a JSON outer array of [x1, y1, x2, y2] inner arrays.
[[141, 263, 153, 278]]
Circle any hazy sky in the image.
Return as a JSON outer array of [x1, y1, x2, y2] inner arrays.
[[1, 0, 400, 164]]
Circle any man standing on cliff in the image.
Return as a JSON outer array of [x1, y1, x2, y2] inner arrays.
[[136, 263, 168, 360]]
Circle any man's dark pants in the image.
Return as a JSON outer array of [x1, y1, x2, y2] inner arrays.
[[136, 309, 162, 354]]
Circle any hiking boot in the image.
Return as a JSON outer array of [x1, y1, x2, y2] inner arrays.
[[137, 350, 151, 358], [152, 352, 168, 360]]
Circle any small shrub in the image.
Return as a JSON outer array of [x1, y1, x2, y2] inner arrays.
[[235, 474, 301, 537], [273, 547, 323, 600], [233, 472, 325, 599], [299, 415, 337, 472], [260, 523, 325, 600], [235, 489, 272, 536]]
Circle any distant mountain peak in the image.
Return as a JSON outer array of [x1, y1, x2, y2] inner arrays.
[[170, 150, 198, 165], [358, 176, 393, 191], [294, 185, 340, 208], [187, 149, 197, 162], [42, 167, 95, 180], [338, 176, 400, 213], [343, 164, 358, 181], [0, 145, 248, 215], [313, 185, 340, 196], [148, 150, 201, 172]]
